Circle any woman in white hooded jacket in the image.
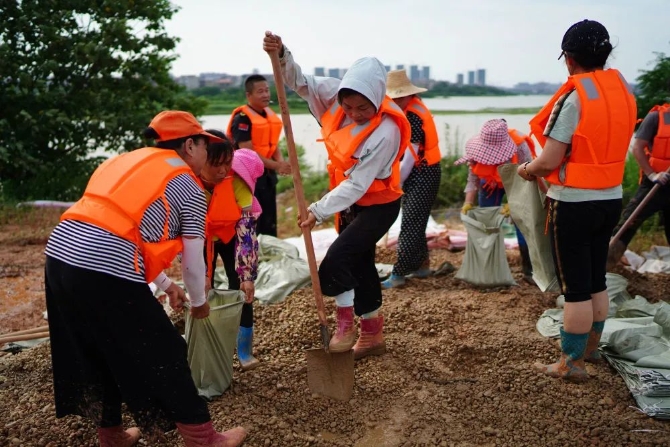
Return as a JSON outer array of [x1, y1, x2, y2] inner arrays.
[[263, 31, 410, 360]]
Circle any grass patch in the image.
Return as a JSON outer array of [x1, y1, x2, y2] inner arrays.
[[0, 203, 63, 245]]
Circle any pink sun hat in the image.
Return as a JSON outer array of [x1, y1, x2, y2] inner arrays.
[[454, 119, 517, 166], [232, 148, 265, 215]]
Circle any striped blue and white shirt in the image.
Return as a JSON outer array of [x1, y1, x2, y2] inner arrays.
[[45, 174, 207, 283]]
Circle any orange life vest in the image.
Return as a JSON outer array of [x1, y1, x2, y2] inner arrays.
[[61, 148, 197, 282], [403, 96, 441, 166], [649, 103, 670, 172], [204, 175, 242, 281], [529, 69, 637, 189], [508, 128, 537, 158], [471, 154, 519, 193], [321, 96, 411, 207], [227, 105, 282, 159]]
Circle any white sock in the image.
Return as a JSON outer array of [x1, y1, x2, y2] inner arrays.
[[361, 309, 380, 319], [334, 289, 354, 308]]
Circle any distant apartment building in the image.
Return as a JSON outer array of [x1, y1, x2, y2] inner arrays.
[[456, 73, 464, 85], [328, 68, 340, 78], [467, 71, 475, 85], [476, 69, 486, 86], [396, 64, 405, 71], [421, 66, 430, 81], [384, 65, 391, 73], [410, 65, 420, 82], [176, 75, 200, 90], [314, 67, 325, 76]]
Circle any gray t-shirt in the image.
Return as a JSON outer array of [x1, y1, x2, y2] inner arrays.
[[544, 91, 623, 202], [636, 111, 659, 151]]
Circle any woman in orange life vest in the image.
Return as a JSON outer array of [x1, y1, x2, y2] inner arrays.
[[454, 119, 535, 280], [200, 129, 264, 371], [381, 69, 442, 289], [517, 20, 636, 382], [44, 111, 246, 446], [263, 31, 410, 359]]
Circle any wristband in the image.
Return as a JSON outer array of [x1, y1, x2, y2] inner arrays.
[[523, 162, 534, 178]]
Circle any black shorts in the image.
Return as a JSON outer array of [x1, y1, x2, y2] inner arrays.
[[548, 198, 622, 303]]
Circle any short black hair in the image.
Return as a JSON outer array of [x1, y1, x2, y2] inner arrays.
[[244, 74, 268, 93], [204, 129, 234, 167], [143, 127, 207, 150]]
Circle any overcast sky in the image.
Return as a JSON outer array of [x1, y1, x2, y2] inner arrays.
[[166, 0, 669, 88]]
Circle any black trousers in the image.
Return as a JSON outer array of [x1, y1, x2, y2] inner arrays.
[[208, 239, 253, 328], [254, 170, 278, 237], [319, 199, 401, 316], [612, 177, 670, 246], [393, 163, 441, 276], [45, 257, 210, 438], [548, 199, 621, 303]]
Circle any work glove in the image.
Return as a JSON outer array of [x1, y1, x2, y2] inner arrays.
[[648, 171, 670, 185], [461, 202, 474, 214], [500, 203, 510, 217]]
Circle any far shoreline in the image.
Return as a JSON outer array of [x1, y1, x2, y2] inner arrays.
[[203, 105, 542, 116]]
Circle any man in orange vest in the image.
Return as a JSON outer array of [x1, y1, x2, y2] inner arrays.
[[44, 111, 246, 446], [228, 75, 291, 236], [608, 103, 670, 268], [381, 69, 442, 289]]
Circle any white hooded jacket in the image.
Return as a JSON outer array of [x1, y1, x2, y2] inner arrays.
[[280, 48, 402, 221]]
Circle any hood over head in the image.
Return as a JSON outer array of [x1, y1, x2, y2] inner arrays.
[[338, 57, 387, 111]]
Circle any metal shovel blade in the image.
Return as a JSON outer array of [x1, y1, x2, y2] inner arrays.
[[305, 348, 355, 401]]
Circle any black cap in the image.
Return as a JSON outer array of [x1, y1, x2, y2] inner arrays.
[[558, 19, 610, 60]]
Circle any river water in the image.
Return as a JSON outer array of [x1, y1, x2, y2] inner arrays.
[[202, 95, 552, 171]]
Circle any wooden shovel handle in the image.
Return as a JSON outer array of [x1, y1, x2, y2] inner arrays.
[[1, 325, 49, 337], [610, 164, 670, 248], [0, 331, 50, 345], [267, 50, 328, 328]]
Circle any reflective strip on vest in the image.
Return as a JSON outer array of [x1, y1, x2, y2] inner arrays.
[[166, 157, 187, 167], [410, 103, 427, 114], [578, 77, 599, 100], [351, 121, 371, 137]]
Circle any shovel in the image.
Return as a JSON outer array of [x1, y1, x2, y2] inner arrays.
[[610, 164, 670, 248], [267, 49, 354, 401]]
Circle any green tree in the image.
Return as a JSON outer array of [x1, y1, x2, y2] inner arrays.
[[0, 0, 207, 201], [635, 51, 670, 118]]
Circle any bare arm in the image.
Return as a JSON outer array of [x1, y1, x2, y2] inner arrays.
[[524, 137, 569, 177], [238, 140, 290, 174], [464, 190, 476, 205]]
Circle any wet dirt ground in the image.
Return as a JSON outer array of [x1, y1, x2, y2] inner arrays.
[[1, 208, 670, 446]]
